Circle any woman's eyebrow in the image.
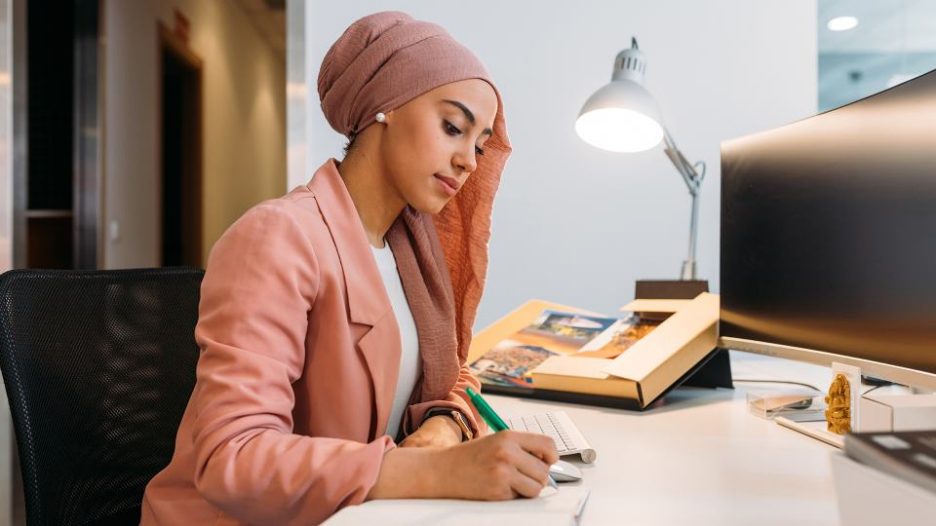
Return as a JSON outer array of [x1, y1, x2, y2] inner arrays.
[[442, 99, 493, 136]]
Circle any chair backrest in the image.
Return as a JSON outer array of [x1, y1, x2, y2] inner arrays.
[[0, 268, 204, 525]]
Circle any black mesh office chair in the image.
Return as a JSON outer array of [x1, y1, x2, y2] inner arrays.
[[0, 268, 204, 525]]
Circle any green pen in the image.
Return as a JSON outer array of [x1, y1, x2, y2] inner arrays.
[[466, 387, 558, 489]]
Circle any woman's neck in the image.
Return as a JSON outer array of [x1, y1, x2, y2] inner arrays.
[[336, 146, 406, 248]]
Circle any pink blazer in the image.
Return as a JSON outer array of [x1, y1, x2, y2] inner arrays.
[[141, 160, 483, 525]]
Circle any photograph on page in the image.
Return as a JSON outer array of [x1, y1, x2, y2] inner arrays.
[[469, 309, 617, 388]]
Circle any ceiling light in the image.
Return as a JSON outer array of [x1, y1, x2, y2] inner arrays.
[[827, 16, 859, 32]]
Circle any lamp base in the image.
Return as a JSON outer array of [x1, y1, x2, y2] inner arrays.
[[634, 279, 709, 302]]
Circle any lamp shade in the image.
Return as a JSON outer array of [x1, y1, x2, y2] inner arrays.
[[576, 40, 664, 153]]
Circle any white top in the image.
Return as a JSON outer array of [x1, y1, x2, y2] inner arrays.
[[370, 242, 421, 439]]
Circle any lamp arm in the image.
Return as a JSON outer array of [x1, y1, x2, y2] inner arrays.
[[661, 128, 705, 280], [662, 130, 703, 194]]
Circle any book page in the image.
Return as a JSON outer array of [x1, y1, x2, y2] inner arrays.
[[575, 317, 660, 359], [532, 355, 612, 379], [470, 308, 617, 389]]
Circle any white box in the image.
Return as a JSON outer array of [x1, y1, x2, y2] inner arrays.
[[860, 393, 936, 432], [830, 453, 936, 525]]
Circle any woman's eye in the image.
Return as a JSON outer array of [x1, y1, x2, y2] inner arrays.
[[443, 120, 461, 136], [475, 146, 485, 156]]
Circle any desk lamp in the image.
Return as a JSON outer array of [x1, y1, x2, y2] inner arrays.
[[576, 38, 706, 283]]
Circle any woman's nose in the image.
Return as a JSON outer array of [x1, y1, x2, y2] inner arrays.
[[453, 147, 477, 174]]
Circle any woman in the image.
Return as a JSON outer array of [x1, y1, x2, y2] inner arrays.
[[141, 11, 557, 526]]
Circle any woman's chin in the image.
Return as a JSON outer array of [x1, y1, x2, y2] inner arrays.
[[409, 195, 451, 215]]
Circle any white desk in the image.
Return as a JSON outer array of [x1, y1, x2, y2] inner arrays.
[[325, 351, 846, 525], [487, 351, 842, 526]]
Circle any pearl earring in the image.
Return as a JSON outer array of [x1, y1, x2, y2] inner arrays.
[[375, 112, 386, 123]]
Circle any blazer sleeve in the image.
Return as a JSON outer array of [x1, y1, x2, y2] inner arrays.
[[189, 204, 393, 525], [405, 363, 488, 438]]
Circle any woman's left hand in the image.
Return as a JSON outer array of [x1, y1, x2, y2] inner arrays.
[[399, 415, 463, 448]]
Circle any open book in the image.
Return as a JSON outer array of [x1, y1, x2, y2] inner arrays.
[[323, 486, 590, 526], [468, 293, 719, 409]]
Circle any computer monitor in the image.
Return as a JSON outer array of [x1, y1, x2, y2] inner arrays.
[[719, 68, 936, 391]]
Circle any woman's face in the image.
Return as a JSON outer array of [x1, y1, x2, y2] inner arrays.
[[379, 79, 498, 214]]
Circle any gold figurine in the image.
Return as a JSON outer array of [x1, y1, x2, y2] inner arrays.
[[825, 373, 851, 434]]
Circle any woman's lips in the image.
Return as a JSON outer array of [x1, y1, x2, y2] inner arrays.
[[434, 174, 459, 196]]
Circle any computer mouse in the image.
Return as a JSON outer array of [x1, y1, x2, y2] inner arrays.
[[549, 459, 583, 482]]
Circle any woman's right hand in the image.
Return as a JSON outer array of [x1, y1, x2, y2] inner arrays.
[[367, 430, 558, 501], [435, 430, 559, 500]]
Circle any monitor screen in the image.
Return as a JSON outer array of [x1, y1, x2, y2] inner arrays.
[[720, 68, 936, 386]]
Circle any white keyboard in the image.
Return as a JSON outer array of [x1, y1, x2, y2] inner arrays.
[[504, 410, 596, 463]]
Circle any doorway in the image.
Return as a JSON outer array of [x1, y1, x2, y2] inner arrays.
[[158, 24, 202, 267]]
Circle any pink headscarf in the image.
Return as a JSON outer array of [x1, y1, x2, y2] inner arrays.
[[318, 12, 511, 402]]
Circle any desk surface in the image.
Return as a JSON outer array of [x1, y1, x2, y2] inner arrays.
[[325, 351, 845, 525], [487, 351, 842, 526]]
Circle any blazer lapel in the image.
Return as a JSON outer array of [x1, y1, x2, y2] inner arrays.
[[307, 159, 400, 439]]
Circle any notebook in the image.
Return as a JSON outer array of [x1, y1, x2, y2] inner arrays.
[[323, 486, 590, 525]]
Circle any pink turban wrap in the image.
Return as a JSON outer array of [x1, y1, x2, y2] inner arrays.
[[318, 12, 512, 409]]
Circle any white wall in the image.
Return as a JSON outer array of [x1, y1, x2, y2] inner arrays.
[[295, 1, 818, 328], [105, 0, 286, 268], [286, 0, 305, 191]]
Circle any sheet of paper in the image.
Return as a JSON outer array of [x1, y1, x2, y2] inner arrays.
[[324, 486, 590, 525]]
